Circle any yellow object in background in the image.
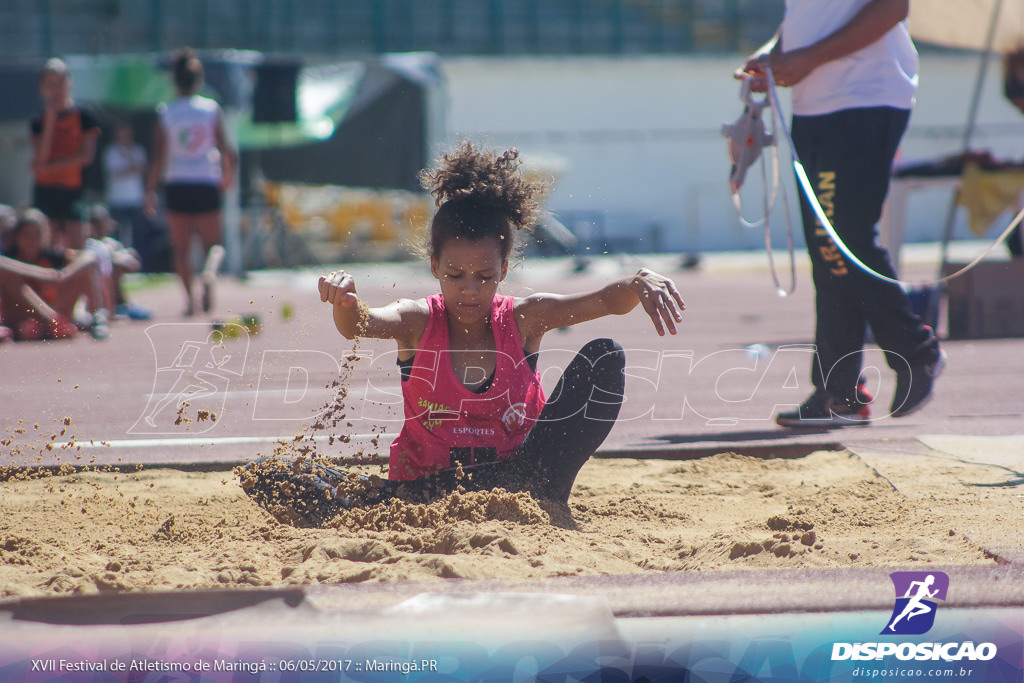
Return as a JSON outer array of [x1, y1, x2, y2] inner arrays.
[[957, 161, 1024, 236]]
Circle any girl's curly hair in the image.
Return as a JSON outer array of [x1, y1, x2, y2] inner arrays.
[[419, 141, 545, 262]]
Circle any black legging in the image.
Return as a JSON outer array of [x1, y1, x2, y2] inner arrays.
[[243, 339, 625, 524]]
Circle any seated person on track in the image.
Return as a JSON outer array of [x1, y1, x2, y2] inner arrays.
[[85, 205, 152, 321], [0, 208, 108, 341], [241, 142, 686, 526]]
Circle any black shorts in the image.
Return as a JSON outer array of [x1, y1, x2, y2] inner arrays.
[[32, 186, 84, 221], [164, 183, 221, 215]]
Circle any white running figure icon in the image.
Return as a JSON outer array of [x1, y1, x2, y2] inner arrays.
[[887, 574, 939, 632], [143, 332, 233, 428]]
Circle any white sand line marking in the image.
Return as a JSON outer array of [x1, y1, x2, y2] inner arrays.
[[53, 433, 396, 450]]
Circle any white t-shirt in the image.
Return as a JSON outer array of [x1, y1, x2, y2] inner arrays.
[[103, 143, 147, 207], [158, 95, 223, 185], [783, 0, 918, 116]]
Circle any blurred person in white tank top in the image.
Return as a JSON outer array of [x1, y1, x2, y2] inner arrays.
[[145, 47, 236, 317]]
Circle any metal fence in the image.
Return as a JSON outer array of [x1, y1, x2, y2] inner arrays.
[[1, 0, 783, 61]]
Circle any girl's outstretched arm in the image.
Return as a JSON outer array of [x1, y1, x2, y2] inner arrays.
[[516, 268, 685, 346], [318, 269, 426, 344]]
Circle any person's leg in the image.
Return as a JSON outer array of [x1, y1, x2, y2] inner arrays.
[[167, 211, 196, 315], [821, 108, 934, 371], [792, 112, 871, 400], [12, 283, 74, 340], [52, 255, 103, 317], [111, 262, 131, 308], [195, 211, 224, 313], [130, 208, 155, 270], [792, 108, 941, 417], [1009, 223, 1023, 258], [0, 270, 79, 340], [509, 338, 626, 502], [0, 271, 38, 329]]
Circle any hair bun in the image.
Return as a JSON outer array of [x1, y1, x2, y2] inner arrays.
[[420, 141, 543, 230]]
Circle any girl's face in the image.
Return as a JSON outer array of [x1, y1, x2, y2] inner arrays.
[[431, 236, 508, 327], [15, 221, 46, 263], [39, 71, 71, 109]]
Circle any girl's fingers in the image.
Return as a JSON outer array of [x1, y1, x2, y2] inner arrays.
[[319, 271, 355, 304], [642, 294, 666, 336], [319, 276, 337, 302], [657, 292, 679, 335], [649, 310, 665, 336], [667, 282, 686, 312], [639, 280, 684, 335]]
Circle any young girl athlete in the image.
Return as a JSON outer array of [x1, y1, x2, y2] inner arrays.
[[242, 142, 685, 526]]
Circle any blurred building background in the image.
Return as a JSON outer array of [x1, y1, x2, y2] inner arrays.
[[0, 0, 782, 60], [1, 1, 1021, 262]]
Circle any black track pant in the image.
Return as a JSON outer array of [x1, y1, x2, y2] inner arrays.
[[792, 107, 937, 398]]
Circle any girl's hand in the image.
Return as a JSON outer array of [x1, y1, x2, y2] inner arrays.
[[319, 269, 358, 307], [632, 269, 685, 336]]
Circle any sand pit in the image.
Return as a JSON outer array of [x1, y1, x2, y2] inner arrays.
[[0, 442, 1012, 600]]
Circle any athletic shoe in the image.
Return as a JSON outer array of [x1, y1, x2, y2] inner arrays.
[[73, 311, 94, 332], [891, 347, 947, 418], [116, 302, 153, 321], [200, 244, 225, 314], [776, 388, 872, 428], [201, 279, 214, 314], [855, 375, 874, 409], [89, 309, 110, 341]]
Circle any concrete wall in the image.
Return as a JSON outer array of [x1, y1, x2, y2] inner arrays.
[[442, 54, 1024, 254]]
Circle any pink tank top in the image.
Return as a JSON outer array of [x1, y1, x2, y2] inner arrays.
[[389, 294, 546, 480]]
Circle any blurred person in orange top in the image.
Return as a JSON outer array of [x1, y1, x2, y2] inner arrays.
[[29, 58, 101, 250]]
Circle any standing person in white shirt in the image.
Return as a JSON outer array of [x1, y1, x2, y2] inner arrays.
[[103, 123, 149, 261], [145, 47, 236, 317], [739, 0, 945, 427]]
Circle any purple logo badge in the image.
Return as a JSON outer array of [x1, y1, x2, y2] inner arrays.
[[882, 571, 949, 635]]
